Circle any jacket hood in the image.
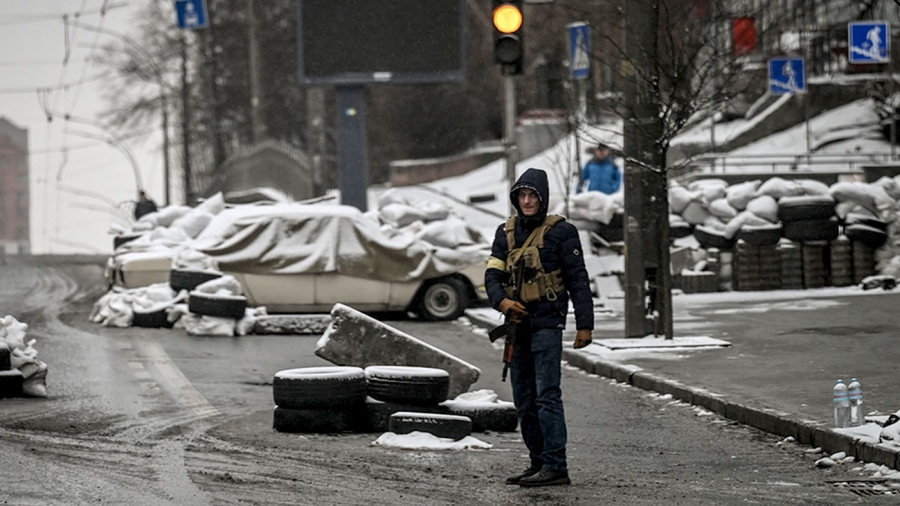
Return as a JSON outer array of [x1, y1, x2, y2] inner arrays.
[[510, 168, 549, 225]]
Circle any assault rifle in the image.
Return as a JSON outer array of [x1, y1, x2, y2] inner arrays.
[[489, 262, 526, 382]]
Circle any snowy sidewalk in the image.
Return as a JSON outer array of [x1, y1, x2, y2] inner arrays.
[[463, 287, 900, 472]]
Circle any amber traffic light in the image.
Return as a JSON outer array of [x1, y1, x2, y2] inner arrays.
[[492, 1, 523, 75]]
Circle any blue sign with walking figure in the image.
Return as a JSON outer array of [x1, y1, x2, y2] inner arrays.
[[769, 57, 806, 95], [568, 22, 591, 80], [175, 0, 208, 30], [849, 21, 890, 64]]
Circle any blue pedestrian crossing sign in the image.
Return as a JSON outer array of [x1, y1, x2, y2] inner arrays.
[[849, 21, 890, 64], [175, 0, 208, 30], [568, 22, 590, 80], [768, 57, 806, 95]]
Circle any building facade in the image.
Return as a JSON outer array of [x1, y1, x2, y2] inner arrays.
[[0, 118, 30, 254]]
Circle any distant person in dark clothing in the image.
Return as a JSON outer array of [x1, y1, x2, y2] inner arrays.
[[577, 143, 621, 195], [134, 190, 158, 220]]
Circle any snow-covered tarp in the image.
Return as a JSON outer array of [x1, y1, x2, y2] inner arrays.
[[188, 203, 489, 282]]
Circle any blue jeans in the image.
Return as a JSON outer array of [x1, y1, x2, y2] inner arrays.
[[510, 327, 567, 473]]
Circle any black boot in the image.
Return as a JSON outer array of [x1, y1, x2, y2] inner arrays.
[[505, 466, 541, 485], [518, 468, 571, 487]]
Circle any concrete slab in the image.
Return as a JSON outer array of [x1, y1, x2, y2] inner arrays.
[[315, 304, 481, 397]]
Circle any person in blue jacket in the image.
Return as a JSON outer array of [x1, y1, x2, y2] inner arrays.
[[577, 143, 621, 194], [485, 167, 594, 487]]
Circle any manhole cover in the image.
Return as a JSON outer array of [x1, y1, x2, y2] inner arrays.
[[829, 479, 898, 496]]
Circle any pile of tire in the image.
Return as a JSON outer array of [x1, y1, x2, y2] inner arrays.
[[273, 366, 368, 433], [363, 365, 457, 434], [272, 365, 518, 436]]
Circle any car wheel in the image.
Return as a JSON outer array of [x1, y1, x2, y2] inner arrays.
[[415, 277, 470, 321], [273, 366, 367, 410], [388, 411, 472, 441]]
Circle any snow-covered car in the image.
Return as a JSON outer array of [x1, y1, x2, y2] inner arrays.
[[106, 200, 489, 321]]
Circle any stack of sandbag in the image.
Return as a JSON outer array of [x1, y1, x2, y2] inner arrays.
[[668, 175, 900, 289]]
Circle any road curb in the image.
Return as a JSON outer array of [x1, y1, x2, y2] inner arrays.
[[464, 309, 900, 469], [566, 348, 900, 468]]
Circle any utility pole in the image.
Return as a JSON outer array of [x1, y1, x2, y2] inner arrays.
[[622, 0, 673, 339], [248, 0, 266, 142], [503, 75, 518, 214], [181, 33, 194, 205], [492, 1, 525, 213]]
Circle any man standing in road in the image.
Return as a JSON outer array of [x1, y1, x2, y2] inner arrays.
[[577, 143, 621, 195], [485, 167, 594, 487]]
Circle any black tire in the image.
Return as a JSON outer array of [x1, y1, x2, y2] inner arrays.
[[132, 308, 174, 329], [362, 398, 451, 433], [188, 291, 248, 319], [693, 225, 735, 250], [272, 406, 356, 433], [782, 218, 839, 242], [444, 402, 518, 433], [169, 269, 222, 292], [273, 366, 367, 410], [415, 277, 470, 321], [113, 233, 144, 249], [669, 222, 693, 239], [844, 213, 888, 232], [737, 224, 783, 246], [844, 224, 888, 249], [365, 366, 450, 405], [777, 195, 836, 222], [388, 411, 472, 440], [596, 220, 624, 242]]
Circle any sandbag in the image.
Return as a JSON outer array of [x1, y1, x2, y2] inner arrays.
[[756, 177, 797, 200], [725, 180, 761, 211], [681, 200, 711, 225], [723, 211, 771, 239], [708, 198, 738, 220], [745, 195, 779, 223], [668, 184, 695, 214]]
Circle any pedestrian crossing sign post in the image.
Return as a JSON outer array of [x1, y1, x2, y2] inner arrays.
[[175, 0, 208, 30], [849, 21, 890, 64], [768, 57, 806, 95], [568, 22, 590, 80]]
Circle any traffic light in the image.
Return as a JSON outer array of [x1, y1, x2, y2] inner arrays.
[[492, 1, 524, 75]]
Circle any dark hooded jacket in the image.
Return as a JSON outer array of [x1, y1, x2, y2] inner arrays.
[[484, 168, 594, 332]]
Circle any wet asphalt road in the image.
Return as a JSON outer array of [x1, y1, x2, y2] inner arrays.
[[0, 256, 892, 505]]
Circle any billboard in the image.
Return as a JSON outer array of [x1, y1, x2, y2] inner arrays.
[[296, 0, 467, 85]]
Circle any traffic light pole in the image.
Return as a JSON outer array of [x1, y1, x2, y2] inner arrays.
[[504, 75, 518, 213]]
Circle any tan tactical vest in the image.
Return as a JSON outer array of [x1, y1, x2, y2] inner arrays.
[[503, 214, 566, 303]]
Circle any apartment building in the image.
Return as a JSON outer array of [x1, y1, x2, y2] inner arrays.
[[0, 117, 30, 255]]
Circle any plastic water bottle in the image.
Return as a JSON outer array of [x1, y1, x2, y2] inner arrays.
[[833, 379, 850, 428], [848, 378, 863, 426]]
